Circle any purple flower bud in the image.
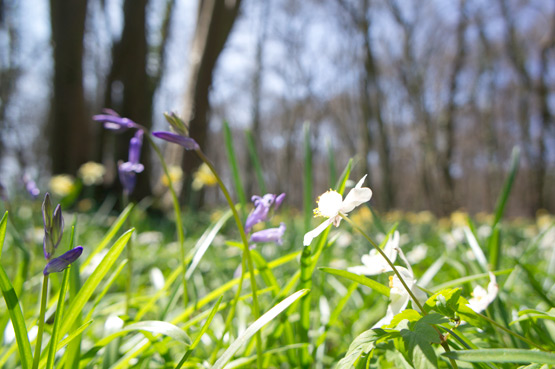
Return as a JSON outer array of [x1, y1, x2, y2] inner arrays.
[[42, 198, 64, 260], [43, 246, 83, 275], [93, 110, 142, 132], [163, 112, 189, 136], [274, 193, 286, 210], [250, 223, 286, 245], [118, 130, 145, 195], [22, 174, 40, 199], [42, 193, 53, 230], [152, 131, 200, 151]]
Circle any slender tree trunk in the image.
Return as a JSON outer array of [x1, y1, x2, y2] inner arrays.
[[49, 0, 90, 175]]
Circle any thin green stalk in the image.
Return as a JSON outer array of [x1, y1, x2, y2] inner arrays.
[[341, 215, 459, 369], [145, 135, 187, 308], [475, 310, 547, 351], [195, 149, 263, 369], [32, 275, 49, 369], [122, 193, 132, 316]]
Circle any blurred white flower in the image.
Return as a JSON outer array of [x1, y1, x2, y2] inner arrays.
[[348, 231, 400, 276], [467, 272, 498, 313], [406, 244, 428, 264], [303, 175, 372, 246], [373, 266, 427, 328]]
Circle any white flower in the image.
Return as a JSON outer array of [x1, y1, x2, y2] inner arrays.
[[348, 231, 400, 276], [303, 175, 372, 246], [467, 272, 498, 313], [373, 266, 428, 328]]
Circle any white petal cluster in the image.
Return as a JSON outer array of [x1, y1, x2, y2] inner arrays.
[[348, 231, 400, 276], [303, 175, 372, 246], [467, 272, 498, 313]]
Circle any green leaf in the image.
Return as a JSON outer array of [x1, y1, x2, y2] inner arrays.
[[212, 289, 309, 369], [424, 288, 462, 318], [0, 264, 32, 369], [303, 122, 312, 232], [59, 229, 133, 339], [442, 349, 555, 364], [491, 147, 520, 229], [0, 211, 7, 259], [80, 203, 134, 272], [319, 267, 390, 296], [122, 321, 191, 344], [336, 329, 377, 368], [388, 309, 422, 328], [399, 318, 440, 369], [245, 130, 267, 194], [223, 120, 247, 212]]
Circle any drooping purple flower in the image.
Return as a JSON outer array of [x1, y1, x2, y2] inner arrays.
[[118, 130, 145, 195], [93, 109, 143, 132], [43, 246, 83, 275], [245, 192, 286, 233], [250, 223, 286, 245], [42, 193, 64, 260], [163, 112, 189, 136], [152, 131, 200, 151], [22, 174, 40, 199]]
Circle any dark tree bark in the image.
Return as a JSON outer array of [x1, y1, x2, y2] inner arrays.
[[102, 0, 175, 200], [167, 0, 242, 206], [49, 0, 90, 175]]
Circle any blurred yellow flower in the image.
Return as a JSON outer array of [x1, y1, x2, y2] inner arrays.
[[78, 161, 105, 185], [536, 209, 553, 231], [450, 210, 468, 227], [351, 206, 372, 224], [384, 210, 403, 223], [192, 163, 217, 190], [161, 165, 183, 187], [475, 212, 494, 224], [49, 175, 75, 197]]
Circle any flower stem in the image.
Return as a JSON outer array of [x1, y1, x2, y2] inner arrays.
[[146, 135, 188, 308], [341, 215, 460, 369], [341, 215, 426, 312], [195, 149, 263, 369], [32, 274, 49, 369]]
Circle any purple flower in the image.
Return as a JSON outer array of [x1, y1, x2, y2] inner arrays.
[[152, 131, 200, 151], [93, 109, 142, 132], [245, 193, 286, 233], [250, 223, 286, 245], [43, 246, 83, 275], [22, 174, 40, 199], [42, 193, 64, 260], [118, 130, 145, 195]]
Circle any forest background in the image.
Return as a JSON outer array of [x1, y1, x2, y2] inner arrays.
[[0, 0, 553, 217]]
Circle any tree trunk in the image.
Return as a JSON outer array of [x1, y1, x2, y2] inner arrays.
[[49, 0, 90, 175]]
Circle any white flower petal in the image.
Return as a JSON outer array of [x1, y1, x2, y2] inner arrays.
[[303, 218, 334, 246], [340, 176, 372, 213], [347, 265, 375, 275]]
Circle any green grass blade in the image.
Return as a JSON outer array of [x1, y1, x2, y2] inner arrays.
[[327, 139, 337, 186], [223, 120, 247, 212], [175, 296, 223, 369], [303, 122, 312, 232], [59, 229, 133, 339], [45, 227, 75, 369], [212, 289, 310, 369], [491, 147, 520, 228], [442, 349, 555, 364], [430, 269, 512, 292], [0, 211, 7, 259], [245, 130, 267, 194], [57, 320, 93, 349], [335, 159, 353, 195], [80, 203, 134, 272], [120, 321, 191, 344], [319, 267, 390, 296], [0, 264, 32, 369]]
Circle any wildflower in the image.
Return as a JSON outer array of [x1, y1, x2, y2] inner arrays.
[[119, 130, 145, 195], [245, 193, 286, 233], [161, 165, 183, 187], [303, 175, 372, 246], [22, 173, 40, 199], [192, 163, 217, 190], [152, 131, 199, 151], [93, 109, 143, 132], [373, 266, 427, 328], [250, 223, 286, 245], [43, 246, 83, 275], [78, 161, 106, 186], [348, 231, 400, 276], [42, 193, 64, 260], [467, 272, 498, 313], [49, 175, 75, 197]]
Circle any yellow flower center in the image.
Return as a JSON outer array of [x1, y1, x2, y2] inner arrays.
[[313, 190, 343, 218]]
